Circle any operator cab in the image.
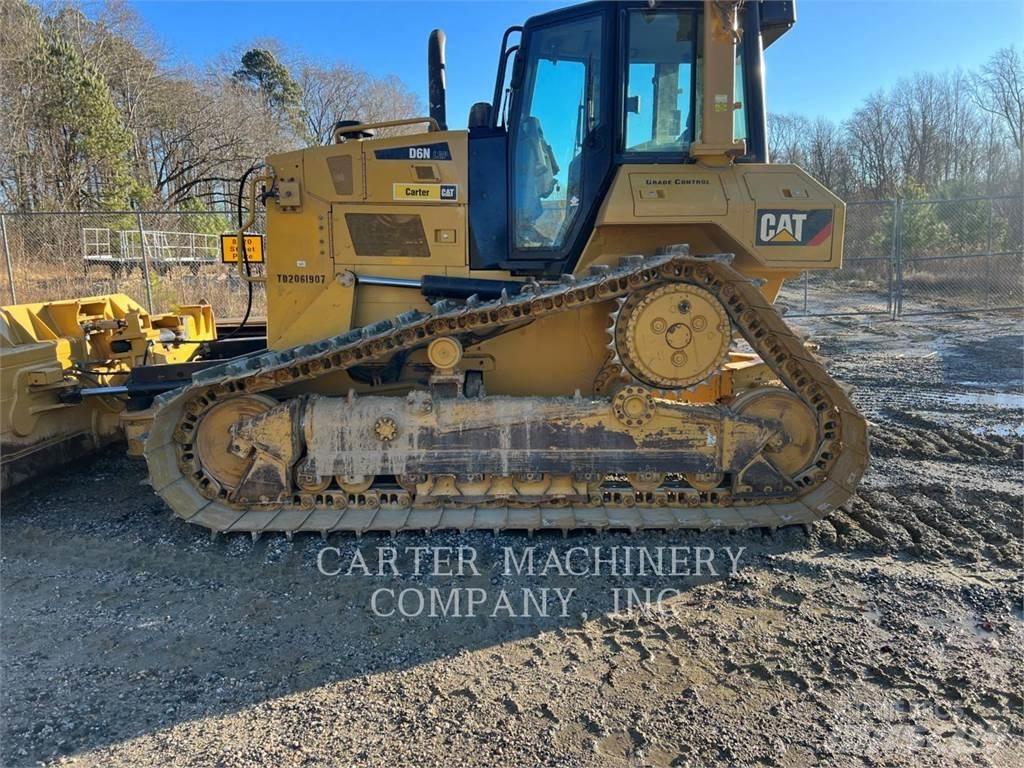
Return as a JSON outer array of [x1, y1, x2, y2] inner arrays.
[[466, 0, 794, 276]]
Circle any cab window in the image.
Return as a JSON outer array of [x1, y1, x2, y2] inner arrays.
[[512, 15, 603, 249], [624, 10, 698, 153], [734, 48, 747, 141]]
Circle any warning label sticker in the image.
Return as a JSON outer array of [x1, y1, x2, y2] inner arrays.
[[219, 233, 265, 263]]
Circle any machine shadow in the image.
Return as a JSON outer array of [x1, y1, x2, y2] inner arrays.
[[0, 448, 814, 764]]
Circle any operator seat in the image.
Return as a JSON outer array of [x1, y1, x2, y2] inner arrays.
[[514, 116, 559, 246]]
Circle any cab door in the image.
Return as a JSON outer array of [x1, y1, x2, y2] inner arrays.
[[506, 8, 613, 274]]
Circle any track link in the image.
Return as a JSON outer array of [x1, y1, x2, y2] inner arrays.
[[144, 251, 869, 536]]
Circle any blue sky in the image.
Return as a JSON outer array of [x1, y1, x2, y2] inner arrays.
[[128, 0, 1023, 127]]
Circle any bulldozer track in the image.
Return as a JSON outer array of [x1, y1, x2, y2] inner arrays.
[[144, 251, 869, 537]]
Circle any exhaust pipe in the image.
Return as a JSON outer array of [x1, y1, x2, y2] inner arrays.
[[428, 29, 447, 131]]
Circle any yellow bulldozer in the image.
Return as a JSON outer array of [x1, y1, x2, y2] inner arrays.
[[1, 0, 868, 536]]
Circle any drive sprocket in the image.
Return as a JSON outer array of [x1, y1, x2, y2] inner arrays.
[[615, 282, 731, 389]]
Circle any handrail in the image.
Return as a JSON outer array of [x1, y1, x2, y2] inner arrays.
[[235, 173, 272, 285], [332, 116, 440, 143], [491, 26, 523, 127], [495, 45, 520, 128]]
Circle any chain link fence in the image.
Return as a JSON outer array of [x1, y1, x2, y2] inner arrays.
[[0, 209, 265, 319], [778, 194, 1023, 319], [1, 196, 1020, 320]]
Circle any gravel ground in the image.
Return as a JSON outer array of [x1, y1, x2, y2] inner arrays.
[[1, 309, 1021, 767]]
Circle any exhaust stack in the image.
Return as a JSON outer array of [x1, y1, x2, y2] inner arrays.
[[428, 29, 447, 131]]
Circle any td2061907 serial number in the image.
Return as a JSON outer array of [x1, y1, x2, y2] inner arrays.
[[277, 273, 326, 284]]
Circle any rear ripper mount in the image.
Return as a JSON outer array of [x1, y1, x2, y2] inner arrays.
[[144, 250, 869, 538]]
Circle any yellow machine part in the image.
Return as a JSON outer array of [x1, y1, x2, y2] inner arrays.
[[0, 294, 215, 490], [131, 0, 869, 535]]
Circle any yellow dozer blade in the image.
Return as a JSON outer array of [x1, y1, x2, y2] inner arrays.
[[0, 294, 215, 490]]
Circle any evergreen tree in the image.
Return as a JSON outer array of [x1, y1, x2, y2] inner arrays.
[[869, 183, 952, 259], [35, 33, 135, 209], [233, 49, 305, 134]]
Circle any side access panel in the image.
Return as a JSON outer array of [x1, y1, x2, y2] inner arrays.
[[596, 163, 845, 271]]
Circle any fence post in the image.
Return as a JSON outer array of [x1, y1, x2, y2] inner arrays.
[[985, 198, 994, 310], [1, 213, 15, 304], [892, 197, 902, 319], [80, 225, 88, 277], [134, 206, 155, 312]]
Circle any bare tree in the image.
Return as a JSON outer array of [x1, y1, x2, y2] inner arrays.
[[972, 46, 1024, 186], [355, 75, 422, 135], [804, 117, 854, 198], [845, 91, 902, 198], [300, 63, 368, 145], [892, 73, 946, 189], [300, 65, 422, 145], [767, 113, 809, 165], [141, 75, 261, 206], [769, 55, 1022, 201]]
